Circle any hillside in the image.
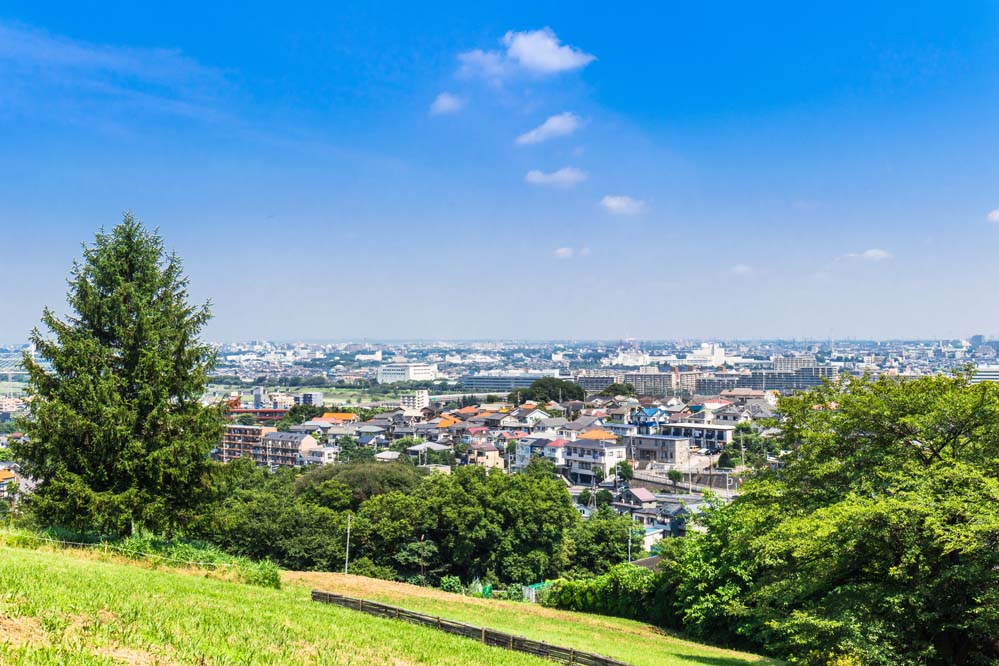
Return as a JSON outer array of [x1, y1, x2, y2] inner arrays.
[[285, 571, 779, 666], [0, 545, 777, 665], [0, 547, 541, 665]]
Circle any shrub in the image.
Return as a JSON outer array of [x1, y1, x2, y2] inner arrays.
[[439, 575, 462, 594]]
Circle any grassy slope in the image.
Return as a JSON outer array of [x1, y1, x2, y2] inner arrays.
[[0, 547, 543, 666], [284, 572, 780, 666]]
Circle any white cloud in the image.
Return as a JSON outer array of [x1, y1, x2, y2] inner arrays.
[[457, 49, 508, 80], [458, 28, 594, 80], [731, 264, 754, 276], [429, 92, 465, 115], [987, 209, 999, 223], [849, 248, 892, 261], [501, 28, 595, 74], [525, 166, 588, 187], [553, 247, 591, 259], [516, 112, 581, 145], [600, 195, 646, 215]]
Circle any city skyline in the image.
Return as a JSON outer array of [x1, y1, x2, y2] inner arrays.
[[2, 2, 999, 341]]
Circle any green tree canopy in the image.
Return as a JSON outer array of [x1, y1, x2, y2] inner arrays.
[[599, 383, 636, 397], [508, 377, 584, 404], [13, 215, 223, 536], [658, 373, 999, 665]]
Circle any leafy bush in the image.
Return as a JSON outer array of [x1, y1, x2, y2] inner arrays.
[[439, 575, 462, 594], [543, 564, 659, 621]]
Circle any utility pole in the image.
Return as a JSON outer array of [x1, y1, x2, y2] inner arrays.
[[344, 513, 352, 574]]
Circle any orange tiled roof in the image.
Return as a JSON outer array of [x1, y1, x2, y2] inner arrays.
[[322, 412, 358, 422], [578, 429, 617, 441]]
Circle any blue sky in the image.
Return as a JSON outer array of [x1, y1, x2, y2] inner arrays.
[[2, 2, 999, 342]]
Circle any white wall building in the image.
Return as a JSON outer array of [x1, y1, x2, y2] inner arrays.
[[376, 363, 438, 384], [400, 389, 430, 410]]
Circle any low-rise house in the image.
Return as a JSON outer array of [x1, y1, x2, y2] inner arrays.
[[0, 468, 17, 500], [300, 445, 340, 466], [542, 438, 568, 468], [467, 443, 503, 469]]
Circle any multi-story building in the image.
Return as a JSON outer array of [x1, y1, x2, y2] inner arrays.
[[261, 431, 318, 467], [400, 389, 430, 411], [296, 391, 325, 406], [564, 429, 627, 485], [219, 424, 277, 463], [575, 372, 624, 393], [459, 372, 561, 393], [377, 363, 438, 384], [623, 370, 674, 397], [219, 425, 317, 467], [626, 434, 692, 467], [658, 423, 734, 450], [772, 354, 817, 373]]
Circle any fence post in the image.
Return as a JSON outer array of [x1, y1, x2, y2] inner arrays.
[[481, 627, 486, 643], [570, 648, 575, 665]]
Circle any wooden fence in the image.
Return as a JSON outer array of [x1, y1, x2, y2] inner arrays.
[[311, 590, 632, 666]]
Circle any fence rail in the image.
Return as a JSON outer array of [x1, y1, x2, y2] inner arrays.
[[311, 590, 632, 666]]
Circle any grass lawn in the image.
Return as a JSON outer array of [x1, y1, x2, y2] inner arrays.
[[0, 547, 544, 665], [284, 572, 781, 666]]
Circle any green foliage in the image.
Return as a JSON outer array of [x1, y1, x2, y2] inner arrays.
[[545, 563, 658, 620], [440, 575, 462, 593], [508, 377, 585, 404], [614, 460, 634, 481], [274, 403, 326, 431], [566, 507, 641, 575], [599, 383, 637, 397], [638, 373, 999, 665], [13, 215, 224, 536], [235, 413, 258, 426], [594, 488, 613, 507]]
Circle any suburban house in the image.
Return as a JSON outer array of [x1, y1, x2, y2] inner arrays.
[[467, 443, 503, 469], [564, 429, 627, 485], [626, 434, 693, 468]]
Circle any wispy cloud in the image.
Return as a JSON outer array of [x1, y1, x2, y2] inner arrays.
[[525, 166, 587, 187], [987, 209, 999, 223], [0, 21, 227, 121], [845, 248, 892, 261], [600, 195, 646, 215], [429, 92, 465, 115], [516, 112, 581, 145], [553, 246, 590, 259], [731, 264, 754, 276], [459, 28, 594, 81]]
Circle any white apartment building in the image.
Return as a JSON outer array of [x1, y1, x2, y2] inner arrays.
[[400, 389, 430, 410], [376, 363, 438, 384]]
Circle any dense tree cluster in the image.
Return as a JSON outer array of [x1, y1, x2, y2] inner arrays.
[[194, 457, 634, 585], [508, 377, 585, 404]]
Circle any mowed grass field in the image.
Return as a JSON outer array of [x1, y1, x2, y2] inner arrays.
[[0, 547, 544, 665], [284, 572, 780, 666]]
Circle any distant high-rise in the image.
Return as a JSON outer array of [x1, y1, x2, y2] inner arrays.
[[771, 354, 817, 373]]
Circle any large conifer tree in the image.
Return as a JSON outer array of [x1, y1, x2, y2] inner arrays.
[[13, 214, 223, 535]]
